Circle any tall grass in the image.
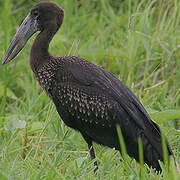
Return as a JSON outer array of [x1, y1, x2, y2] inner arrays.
[[0, 0, 179, 179]]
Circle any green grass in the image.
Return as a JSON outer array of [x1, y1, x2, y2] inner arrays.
[[0, 0, 180, 179]]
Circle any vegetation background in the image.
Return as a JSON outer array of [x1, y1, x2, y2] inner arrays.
[[0, 0, 179, 179]]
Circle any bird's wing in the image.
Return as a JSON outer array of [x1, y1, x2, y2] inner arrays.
[[65, 57, 155, 131], [53, 56, 172, 157]]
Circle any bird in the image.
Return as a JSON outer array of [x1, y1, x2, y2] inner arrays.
[[2, 1, 173, 172]]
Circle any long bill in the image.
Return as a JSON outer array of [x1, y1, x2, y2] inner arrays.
[[2, 14, 38, 65]]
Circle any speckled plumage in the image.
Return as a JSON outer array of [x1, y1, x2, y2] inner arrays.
[[34, 56, 115, 129], [3, 2, 173, 173]]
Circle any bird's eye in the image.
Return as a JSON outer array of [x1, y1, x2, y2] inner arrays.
[[33, 10, 39, 17]]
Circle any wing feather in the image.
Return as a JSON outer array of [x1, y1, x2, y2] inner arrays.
[[52, 56, 173, 157]]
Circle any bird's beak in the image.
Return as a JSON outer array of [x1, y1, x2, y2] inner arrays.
[[2, 14, 38, 65]]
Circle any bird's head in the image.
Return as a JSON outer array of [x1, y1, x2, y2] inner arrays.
[[2, 2, 64, 65]]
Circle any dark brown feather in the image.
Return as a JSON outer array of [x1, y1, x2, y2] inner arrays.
[[4, 2, 173, 172]]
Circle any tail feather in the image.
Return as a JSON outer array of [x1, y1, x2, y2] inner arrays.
[[120, 118, 173, 172], [141, 129, 173, 172], [141, 132, 162, 171]]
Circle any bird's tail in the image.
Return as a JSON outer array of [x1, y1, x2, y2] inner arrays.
[[141, 124, 173, 172]]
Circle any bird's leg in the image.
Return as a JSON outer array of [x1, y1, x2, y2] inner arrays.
[[81, 133, 98, 172], [88, 143, 98, 173]]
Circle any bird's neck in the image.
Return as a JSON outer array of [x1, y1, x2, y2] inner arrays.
[[30, 28, 56, 73]]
